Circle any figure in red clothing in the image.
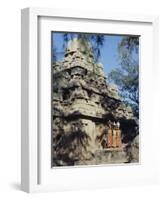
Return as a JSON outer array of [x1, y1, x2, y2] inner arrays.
[[107, 123, 113, 148], [107, 121, 122, 148]]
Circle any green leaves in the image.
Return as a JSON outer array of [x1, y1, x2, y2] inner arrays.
[[108, 36, 139, 118], [62, 33, 105, 61]]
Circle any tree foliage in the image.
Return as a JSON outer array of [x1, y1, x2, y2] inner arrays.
[[63, 33, 104, 60], [53, 33, 105, 62], [108, 36, 139, 117]]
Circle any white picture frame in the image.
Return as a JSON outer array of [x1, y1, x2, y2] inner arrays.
[[21, 7, 159, 193]]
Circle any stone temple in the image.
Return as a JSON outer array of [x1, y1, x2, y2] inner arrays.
[[52, 38, 138, 166]]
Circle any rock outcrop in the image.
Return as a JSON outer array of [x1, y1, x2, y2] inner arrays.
[[126, 135, 139, 163]]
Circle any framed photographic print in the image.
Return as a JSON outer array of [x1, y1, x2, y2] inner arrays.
[[21, 8, 159, 193]]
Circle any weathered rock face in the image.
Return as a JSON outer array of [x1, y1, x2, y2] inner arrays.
[[126, 135, 139, 163], [52, 38, 139, 166]]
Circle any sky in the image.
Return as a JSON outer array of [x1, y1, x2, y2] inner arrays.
[[52, 32, 123, 76]]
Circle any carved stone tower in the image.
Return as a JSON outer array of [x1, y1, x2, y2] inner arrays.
[[52, 38, 137, 166]]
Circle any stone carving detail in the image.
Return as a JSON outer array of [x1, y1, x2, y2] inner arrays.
[[52, 38, 138, 166]]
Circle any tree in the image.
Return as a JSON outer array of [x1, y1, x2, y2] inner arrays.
[[108, 36, 139, 117], [53, 33, 105, 62]]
